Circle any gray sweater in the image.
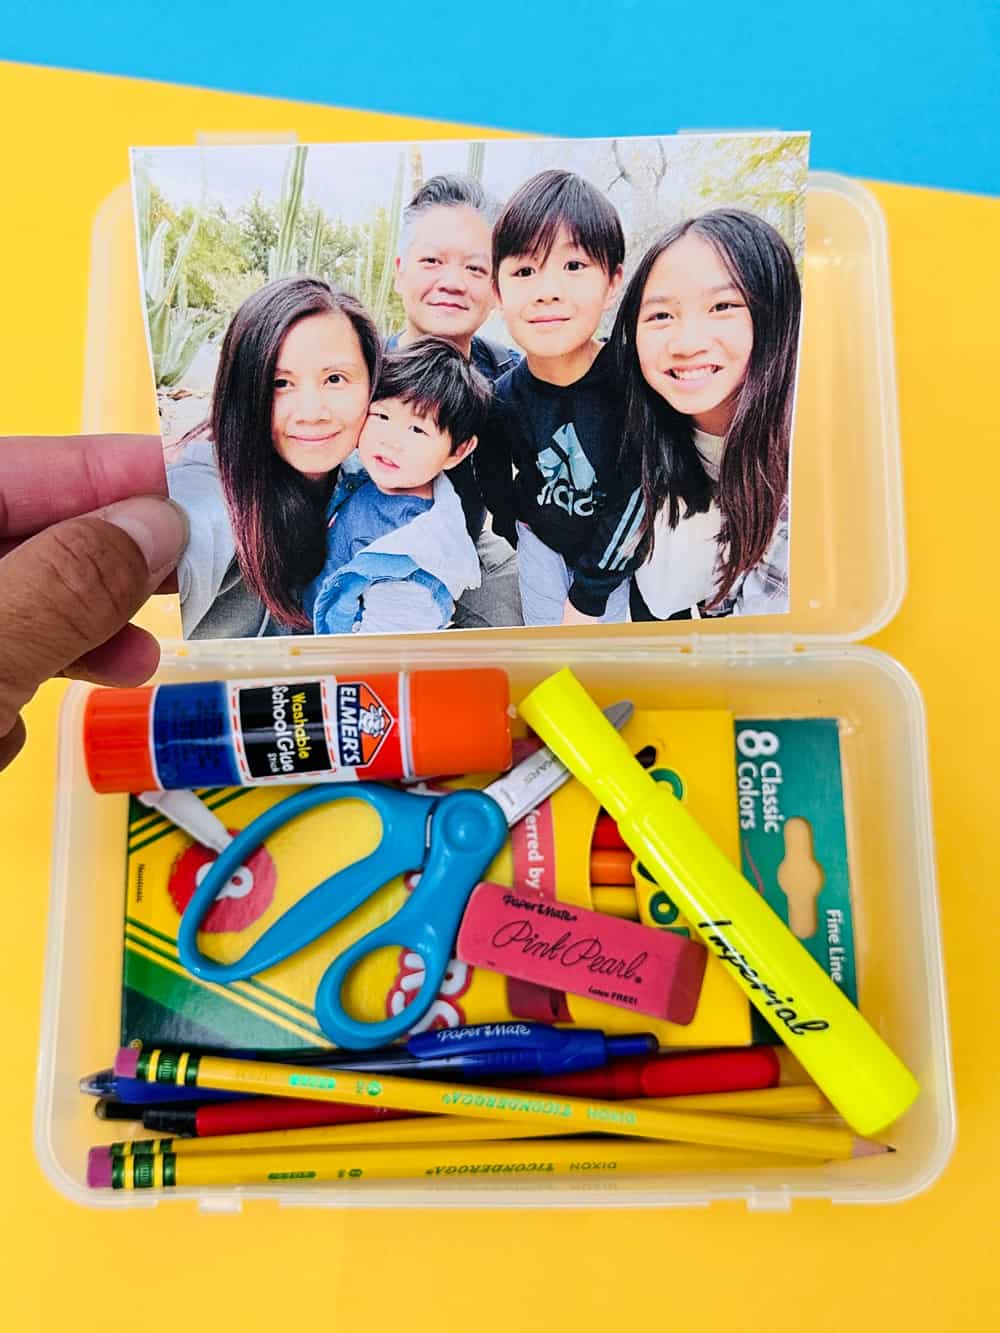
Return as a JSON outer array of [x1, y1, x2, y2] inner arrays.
[[166, 438, 276, 639]]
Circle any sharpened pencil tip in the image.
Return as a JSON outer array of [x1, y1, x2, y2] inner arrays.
[[853, 1137, 893, 1158]]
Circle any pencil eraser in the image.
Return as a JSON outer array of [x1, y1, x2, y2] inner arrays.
[[457, 883, 708, 1024], [87, 1146, 113, 1189], [113, 1048, 139, 1078]]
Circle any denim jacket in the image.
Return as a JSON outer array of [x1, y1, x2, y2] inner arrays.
[[304, 454, 482, 636]]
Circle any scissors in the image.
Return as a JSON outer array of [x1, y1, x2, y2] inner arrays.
[[172, 701, 633, 1050]]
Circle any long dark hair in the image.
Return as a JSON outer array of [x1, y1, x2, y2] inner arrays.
[[610, 210, 801, 606], [203, 277, 381, 628]]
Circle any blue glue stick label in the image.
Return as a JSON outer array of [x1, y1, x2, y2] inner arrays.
[[151, 682, 241, 788], [150, 680, 333, 787]]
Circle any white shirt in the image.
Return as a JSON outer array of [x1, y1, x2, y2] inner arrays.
[[634, 429, 725, 619]]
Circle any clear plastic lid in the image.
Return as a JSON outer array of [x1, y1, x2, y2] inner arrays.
[[84, 170, 904, 651]]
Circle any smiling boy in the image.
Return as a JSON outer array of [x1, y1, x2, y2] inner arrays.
[[305, 337, 491, 636], [477, 170, 642, 626]]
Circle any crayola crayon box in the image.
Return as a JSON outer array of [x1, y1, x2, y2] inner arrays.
[[118, 709, 753, 1051]]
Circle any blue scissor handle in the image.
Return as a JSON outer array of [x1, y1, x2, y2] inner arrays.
[[314, 788, 508, 1050], [176, 784, 436, 984]]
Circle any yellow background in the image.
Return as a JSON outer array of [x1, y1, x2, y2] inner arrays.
[[1, 60, 997, 1331]]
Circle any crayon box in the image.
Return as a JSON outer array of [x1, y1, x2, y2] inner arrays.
[[119, 709, 752, 1051]]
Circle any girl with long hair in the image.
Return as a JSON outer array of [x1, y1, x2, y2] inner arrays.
[[609, 209, 801, 619], [169, 276, 381, 637]]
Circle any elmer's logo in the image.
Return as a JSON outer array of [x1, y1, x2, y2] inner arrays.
[[336, 681, 393, 768]]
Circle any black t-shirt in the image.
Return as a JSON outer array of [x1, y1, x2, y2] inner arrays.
[[474, 346, 642, 615]]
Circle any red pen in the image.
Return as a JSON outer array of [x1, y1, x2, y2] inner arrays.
[[141, 1047, 780, 1138], [505, 1047, 781, 1099], [144, 1098, 416, 1137]]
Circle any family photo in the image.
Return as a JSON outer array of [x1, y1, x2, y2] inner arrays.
[[131, 131, 809, 640]]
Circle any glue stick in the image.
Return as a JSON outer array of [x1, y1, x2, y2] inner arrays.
[[83, 669, 511, 793]]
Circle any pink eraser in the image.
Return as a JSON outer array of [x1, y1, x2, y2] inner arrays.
[[87, 1146, 113, 1189], [113, 1047, 140, 1078], [457, 883, 708, 1024]]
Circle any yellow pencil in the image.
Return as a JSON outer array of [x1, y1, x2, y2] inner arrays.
[[117, 1047, 887, 1161], [644, 1085, 831, 1117], [109, 1085, 835, 1159], [90, 1139, 821, 1191], [108, 1115, 575, 1158]]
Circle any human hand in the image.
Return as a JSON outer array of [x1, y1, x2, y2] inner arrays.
[[0, 435, 186, 772], [560, 599, 602, 627]]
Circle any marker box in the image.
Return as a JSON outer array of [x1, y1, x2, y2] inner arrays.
[[38, 173, 954, 1210]]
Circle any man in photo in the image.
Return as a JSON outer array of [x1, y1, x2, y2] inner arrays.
[[389, 173, 523, 628]]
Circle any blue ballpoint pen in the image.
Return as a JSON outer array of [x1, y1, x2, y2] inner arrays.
[[409, 1023, 657, 1075], [78, 1071, 244, 1105], [80, 1025, 656, 1102], [299, 1023, 658, 1077], [234, 1023, 657, 1076]]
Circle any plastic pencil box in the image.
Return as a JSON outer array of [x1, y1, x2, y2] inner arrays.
[[36, 168, 955, 1211]]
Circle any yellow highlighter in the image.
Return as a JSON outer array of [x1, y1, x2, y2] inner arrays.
[[518, 669, 919, 1138]]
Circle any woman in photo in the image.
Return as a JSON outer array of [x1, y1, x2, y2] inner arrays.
[[169, 276, 381, 637], [609, 210, 801, 620]]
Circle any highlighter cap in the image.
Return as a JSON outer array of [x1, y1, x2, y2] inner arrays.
[[518, 668, 648, 817], [83, 687, 158, 794], [408, 668, 511, 778]]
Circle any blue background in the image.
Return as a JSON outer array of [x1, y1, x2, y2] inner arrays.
[[2, 1, 997, 196]]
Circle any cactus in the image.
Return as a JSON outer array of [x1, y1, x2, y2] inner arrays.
[[370, 151, 405, 327], [268, 145, 308, 279], [135, 163, 224, 388], [157, 306, 225, 390], [307, 205, 324, 276], [466, 141, 485, 183]]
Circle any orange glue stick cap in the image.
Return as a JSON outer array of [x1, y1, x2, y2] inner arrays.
[[409, 668, 512, 777], [83, 687, 158, 794]]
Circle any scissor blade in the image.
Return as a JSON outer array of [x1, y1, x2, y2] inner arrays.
[[139, 790, 233, 854], [483, 700, 633, 828]]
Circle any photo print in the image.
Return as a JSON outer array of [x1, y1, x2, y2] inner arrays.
[[130, 130, 808, 640]]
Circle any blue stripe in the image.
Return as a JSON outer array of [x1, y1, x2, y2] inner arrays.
[[3, 1, 998, 196], [612, 500, 646, 573], [599, 486, 643, 572]]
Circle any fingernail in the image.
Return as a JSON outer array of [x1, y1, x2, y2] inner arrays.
[[100, 496, 189, 581]]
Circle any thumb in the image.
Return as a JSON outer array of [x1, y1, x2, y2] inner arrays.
[[0, 495, 188, 772]]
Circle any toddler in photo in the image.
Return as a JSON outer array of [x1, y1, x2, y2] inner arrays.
[[476, 170, 642, 626], [305, 336, 491, 635]]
